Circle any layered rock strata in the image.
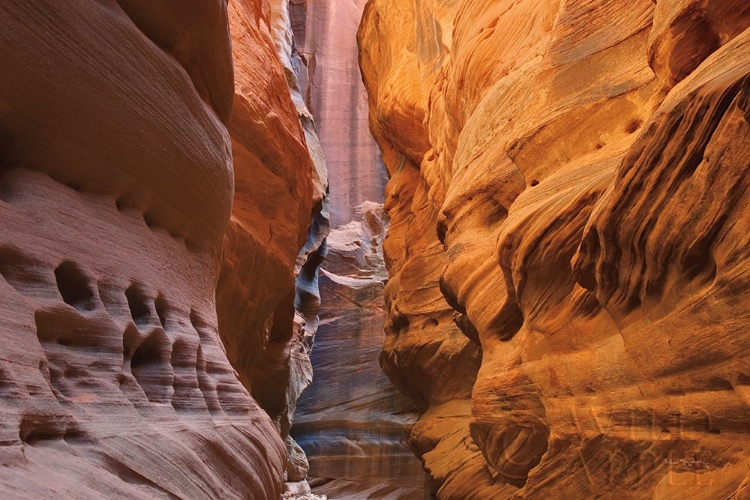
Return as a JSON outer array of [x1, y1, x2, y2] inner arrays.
[[359, 0, 750, 498], [293, 203, 425, 498], [0, 0, 320, 498], [222, 0, 330, 489]]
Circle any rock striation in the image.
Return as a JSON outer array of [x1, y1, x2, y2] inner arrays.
[[293, 202, 425, 499], [288, 0, 426, 496], [221, 0, 329, 490], [0, 1, 321, 498], [359, 0, 750, 498]]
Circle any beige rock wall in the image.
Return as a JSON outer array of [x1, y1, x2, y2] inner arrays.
[[359, 0, 750, 498]]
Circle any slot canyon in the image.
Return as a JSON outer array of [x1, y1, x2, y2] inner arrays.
[[0, 0, 749, 499]]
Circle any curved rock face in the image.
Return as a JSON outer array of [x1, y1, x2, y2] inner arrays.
[[219, 0, 315, 394], [359, 0, 750, 498], [0, 1, 317, 498], [219, 1, 328, 488]]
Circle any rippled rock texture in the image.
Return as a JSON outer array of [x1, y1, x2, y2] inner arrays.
[[0, 1, 320, 498], [223, 0, 329, 488], [359, 0, 750, 498]]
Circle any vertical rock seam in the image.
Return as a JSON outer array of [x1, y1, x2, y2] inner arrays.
[[288, 0, 427, 498]]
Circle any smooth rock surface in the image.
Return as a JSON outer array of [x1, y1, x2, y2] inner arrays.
[[291, 0, 388, 226], [359, 0, 750, 498]]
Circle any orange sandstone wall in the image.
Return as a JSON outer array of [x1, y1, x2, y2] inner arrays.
[[221, 0, 329, 486], [359, 0, 750, 498], [0, 0, 319, 498], [219, 0, 315, 391]]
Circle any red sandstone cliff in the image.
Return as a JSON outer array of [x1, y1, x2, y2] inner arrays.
[[221, 0, 329, 490], [0, 1, 322, 498], [359, 0, 750, 498]]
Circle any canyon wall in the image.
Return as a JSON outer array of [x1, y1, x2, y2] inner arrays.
[[293, 202, 425, 499], [359, 0, 750, 498], [0, 1, 320, 498], [223, 0, 329, 489], [290, 0, 387, 227], [288, 0, 426, 497]]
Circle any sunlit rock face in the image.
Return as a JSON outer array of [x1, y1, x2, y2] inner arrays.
[[359, 0, 750, 498], [0, 1, 317, 498]]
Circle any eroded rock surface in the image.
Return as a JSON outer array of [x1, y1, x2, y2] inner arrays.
[[220, 0, 330, 489], [359, 0, 750, 498], [293, 203, 425, 498], [0, 1, 319, 498]]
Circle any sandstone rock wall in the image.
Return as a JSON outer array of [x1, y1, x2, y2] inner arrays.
[[359, 0, 750, 498], [290, 0, 388, 227], [0, 1, 320, 498], [292, 203, 425, 499], [221, 0, 330, 489]]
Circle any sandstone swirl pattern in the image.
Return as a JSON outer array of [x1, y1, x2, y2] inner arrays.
[[359, 0, 750, 498], [221, 0, 328, 487], [0, 1, 319, 498]]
